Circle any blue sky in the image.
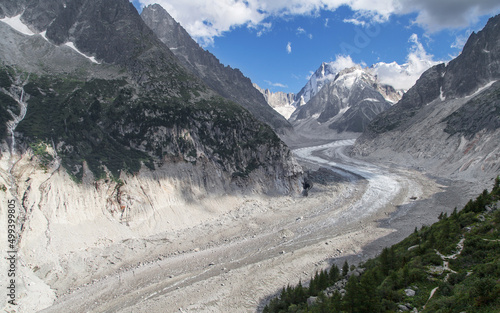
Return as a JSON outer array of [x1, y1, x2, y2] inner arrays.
[[131, 0, 499, 94]]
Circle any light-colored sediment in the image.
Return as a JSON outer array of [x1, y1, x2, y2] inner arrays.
[[0, 139, 474, 313]]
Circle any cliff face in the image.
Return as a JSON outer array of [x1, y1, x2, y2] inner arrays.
[[0, 0, 302, 191], [140, 4, 292, 133], [354, 14, 500, 181], [0, 1, 303, 311]]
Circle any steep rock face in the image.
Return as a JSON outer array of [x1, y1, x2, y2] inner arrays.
[[140, 4, 291, 133], [293, 62, 338, 107], [354, 14, 500, 181], [442, 16, 500, 99], [0, 0, 302, 189], [290, 66, 396, 133], [253, 83, 296, 119], [364, 64, 447, 135], [0, 2, 304, 311]]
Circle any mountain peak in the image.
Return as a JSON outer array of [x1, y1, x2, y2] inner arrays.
[[290, 65, 399, 135], [141, 3, 292, 132]]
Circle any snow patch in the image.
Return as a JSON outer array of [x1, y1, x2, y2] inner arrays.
[[364, 98, 380, 102], [0, 14, 35, 36], [39, 31, 49, 42], [64, 42, 100, 64], [439, 87, 446, 101], [468, 80, 498, 98], [272, 105, 296, 119], [336, 69, 364, 89]]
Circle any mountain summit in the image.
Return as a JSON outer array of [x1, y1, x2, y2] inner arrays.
[[140, 4, 292, 133], [289, 65, 401, 138]]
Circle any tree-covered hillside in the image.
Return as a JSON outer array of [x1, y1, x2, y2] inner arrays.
[[264, 177, 500, 313]]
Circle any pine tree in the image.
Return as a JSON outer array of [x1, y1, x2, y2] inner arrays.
[[329, 264, 340, 283], [342, 275, 360, 313], [342, 260, 349, 277]]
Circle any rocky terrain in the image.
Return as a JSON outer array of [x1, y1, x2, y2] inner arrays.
[[288, 66, 401, 143], [354, 14, 500, 183], [0, 1, 303, 312], [32, 138, 472, 313], [140, 4, 291, 133], [253, 84, 296, 119], [0, 1, 498, 313], [293, 62, 339, 107]]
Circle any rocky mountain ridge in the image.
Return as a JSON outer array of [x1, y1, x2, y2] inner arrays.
[[0, 2, 303, 311], [293, 62, 338, 107], [290, 65, 400, 135], [140, 4, 291, 133], [253, 83, 296, 119], [0, 0, 302, 189], [354, 14, 500, 182]]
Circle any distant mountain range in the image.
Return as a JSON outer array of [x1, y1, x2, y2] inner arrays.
[[290, 65, 402, 134]]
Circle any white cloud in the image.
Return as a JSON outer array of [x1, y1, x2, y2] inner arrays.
[[451, 30, 472, 50], [252, 22, 273, 37], [286, 42, 292, 54], [370, 34, 443, 90], [343, 18, 366, 27], [296, 26, 313, 39], [329, 55, 359, 73], [296, 27, 306, 34], [265, 80, 288, 88], [136, 0, 500, 46]]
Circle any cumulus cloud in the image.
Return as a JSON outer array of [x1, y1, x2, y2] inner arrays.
[[329, 55, 359, 73], [286, 42, 292, 54], [370, 34, 442, 90], [265, 80, 288, 88], [397, 0, 500, 32], [136, 0, 500, 45]]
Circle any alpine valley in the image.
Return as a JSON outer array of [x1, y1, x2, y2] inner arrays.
[[0, 1, 499, 313]]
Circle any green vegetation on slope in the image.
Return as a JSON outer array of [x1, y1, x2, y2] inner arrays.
[[264, 177, 500, 313], [1, 65, 283, 182]]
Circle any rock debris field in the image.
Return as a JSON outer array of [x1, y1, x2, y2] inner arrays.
[[38, 140, 476, 313]]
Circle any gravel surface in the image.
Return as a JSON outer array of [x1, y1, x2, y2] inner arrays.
[[38, 140, 475, 313]]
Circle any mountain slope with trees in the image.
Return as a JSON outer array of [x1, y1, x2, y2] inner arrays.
[[264, 177, 500, 313]]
